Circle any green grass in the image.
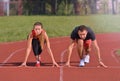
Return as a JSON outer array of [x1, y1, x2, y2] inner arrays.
[[116, 50, 120, 55], [0, 15, 120, 42]]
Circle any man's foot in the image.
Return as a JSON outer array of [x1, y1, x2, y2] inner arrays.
[[84, 54, 90, 63], [79, 59, 85, 67]]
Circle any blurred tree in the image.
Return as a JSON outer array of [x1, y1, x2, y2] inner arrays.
[[88, 0, 97, 14], [22, 0, 120, 15], [111, 0, 119, 14], [83, 0, 88, 15], [73, 0, 81, 15], [57, 0, 73, 15], [112, 0, 115, 14], [98, 0, 109, 14], [102, 0, 109, 14], [48, 0, 57, 14], [18, 0, 23, 15], [72, 0, 98, 15], [23, 0, 46, 15]]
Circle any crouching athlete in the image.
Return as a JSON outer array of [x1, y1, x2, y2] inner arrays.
[[20, 22, 59, 67]]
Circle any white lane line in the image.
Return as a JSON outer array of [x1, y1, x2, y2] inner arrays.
[[111, 48, 120, 63], [59, 49, 67, 81], [0, 66, 120, 69], [63, 66, 120, 69], [0, 48, 25, 67], [0, 38, 68, 65], [0, 66, 58, 69], [0, 38, 68, 67]]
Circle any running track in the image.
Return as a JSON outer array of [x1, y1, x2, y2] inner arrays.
[[0, 33, 120, 81]]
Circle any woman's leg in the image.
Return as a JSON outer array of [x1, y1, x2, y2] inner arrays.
[[32, 39, 42, 66]]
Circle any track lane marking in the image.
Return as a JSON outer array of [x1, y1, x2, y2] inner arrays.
[[59, 49, 67, 81], [111, 48, 120, 63], [0, 48, 25, 67]]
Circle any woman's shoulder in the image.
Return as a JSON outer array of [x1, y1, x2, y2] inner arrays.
[[41, 29, 47, 35], [28, 32, 33, 39], [42, 29, 46, 33]]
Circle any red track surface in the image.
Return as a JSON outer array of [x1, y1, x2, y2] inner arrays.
[[0, 33, 120, 81]]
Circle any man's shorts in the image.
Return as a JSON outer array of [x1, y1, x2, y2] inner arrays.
[[84, 39, 92, 49], [32, 38, 42, 56]]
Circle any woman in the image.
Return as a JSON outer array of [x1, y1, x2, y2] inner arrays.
[[20, 22, 59, 67]]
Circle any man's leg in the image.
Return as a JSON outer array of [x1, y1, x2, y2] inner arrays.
[[77, 39, 85, 67], [77, 39, 84, 59], [84, 39, 92, 63]]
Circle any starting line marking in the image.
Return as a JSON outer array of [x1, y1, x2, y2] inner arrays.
[[0, 66, 120, 69]]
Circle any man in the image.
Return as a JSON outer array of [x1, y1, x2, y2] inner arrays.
[[65, 25, 107, 67]]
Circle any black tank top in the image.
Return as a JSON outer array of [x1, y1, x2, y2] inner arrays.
[[71, 26, 96, 41]]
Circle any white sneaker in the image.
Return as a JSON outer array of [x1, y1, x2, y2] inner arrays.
[[84, 54, 90, 63], [79, 59, 85, 67]]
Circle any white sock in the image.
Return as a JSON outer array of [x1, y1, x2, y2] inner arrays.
[[36, 61, 40, 64]]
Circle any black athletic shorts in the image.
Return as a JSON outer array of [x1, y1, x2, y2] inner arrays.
[[32, 38, 42, 56]]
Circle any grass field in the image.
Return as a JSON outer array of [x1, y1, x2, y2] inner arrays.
[[116, 50, 120, 55], [0, 15, 120, 42]]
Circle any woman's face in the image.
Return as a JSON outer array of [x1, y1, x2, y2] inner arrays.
[[34, 25, 43, 35]]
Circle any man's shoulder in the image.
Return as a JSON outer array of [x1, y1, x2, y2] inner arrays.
[[86, 27, 94, 33], [73, 26, 79, 31]]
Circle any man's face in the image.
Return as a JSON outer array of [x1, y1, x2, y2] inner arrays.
[[78, 30, 88, 40]]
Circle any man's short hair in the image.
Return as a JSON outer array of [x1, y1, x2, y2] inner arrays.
[[78, 25, 87, 32]]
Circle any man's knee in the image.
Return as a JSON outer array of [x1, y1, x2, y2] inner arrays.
[[77, 39, 84, 47], [84, 39, 92, 47], [86, 48, 91, 53]]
